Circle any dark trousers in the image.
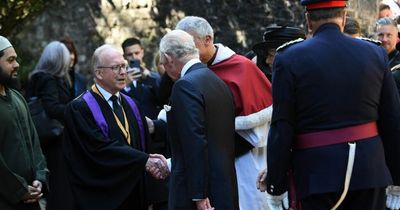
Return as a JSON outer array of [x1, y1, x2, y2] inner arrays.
[[300, 188, 386, 210]]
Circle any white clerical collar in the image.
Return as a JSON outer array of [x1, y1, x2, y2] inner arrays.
[[181, 58, 201, 77], [96, 83, 120, 101]]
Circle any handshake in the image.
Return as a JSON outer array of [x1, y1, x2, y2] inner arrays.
[[146, 154, 170, 179]]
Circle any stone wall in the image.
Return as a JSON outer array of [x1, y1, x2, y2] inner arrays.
[[10, 0, 379, 85]]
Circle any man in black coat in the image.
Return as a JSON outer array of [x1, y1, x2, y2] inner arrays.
[[62, 44, 168, 210], [257, 1, 400, 210], [159, 29, 239, 210]]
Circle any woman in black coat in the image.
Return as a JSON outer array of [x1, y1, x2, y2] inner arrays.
[[26, 41, 74, 210]]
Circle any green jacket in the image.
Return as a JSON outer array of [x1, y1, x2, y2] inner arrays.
[[0, 88, 48, 210]]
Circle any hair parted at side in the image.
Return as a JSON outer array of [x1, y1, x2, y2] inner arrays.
[[175, 16, 214, 40], [159, 30, 199, 63], [307, 7, 346, 22], [30, 41, 71, 83]]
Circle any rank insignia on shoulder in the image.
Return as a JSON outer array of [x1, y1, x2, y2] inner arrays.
[[276, 38, 305, 52], [357, 37, 381, 46]]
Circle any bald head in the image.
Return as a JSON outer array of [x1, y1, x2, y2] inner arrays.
[[91, 44, 121, 73], [91, 44, 127, 94]]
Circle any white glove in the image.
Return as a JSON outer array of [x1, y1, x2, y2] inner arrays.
[[157, 105, 170, 123], [157, 108, 167, 123], [387, 185, 400, 210], [266, 191, 289, 210]]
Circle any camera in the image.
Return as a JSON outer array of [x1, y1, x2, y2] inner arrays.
[[127, 59, 142, 80], [129, 59, 141, 69]]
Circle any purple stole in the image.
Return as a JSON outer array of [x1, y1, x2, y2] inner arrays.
[[82, 90, 146, 151]]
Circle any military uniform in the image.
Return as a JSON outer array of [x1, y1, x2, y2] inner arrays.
[[265, 1, 400, 209]]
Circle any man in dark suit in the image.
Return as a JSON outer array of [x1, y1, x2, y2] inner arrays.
[[121, 37, 161, 120], [159, 29, 239, 210], [257, 1, 400, 210]]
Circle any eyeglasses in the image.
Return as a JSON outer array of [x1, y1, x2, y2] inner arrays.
[[97, 64, 127, 73]]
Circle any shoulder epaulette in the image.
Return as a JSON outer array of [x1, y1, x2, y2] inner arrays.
[[276, 38, 305, 52], [357, 37, 381, 46]]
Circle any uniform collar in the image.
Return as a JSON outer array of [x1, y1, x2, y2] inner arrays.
[[313, 23, 341, 37]]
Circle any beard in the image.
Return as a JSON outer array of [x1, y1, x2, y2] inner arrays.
[[0, 66, 20, 90]]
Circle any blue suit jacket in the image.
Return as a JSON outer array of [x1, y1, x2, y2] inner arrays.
[[266, 23, 400, 199], [167, 62, 239, 210]]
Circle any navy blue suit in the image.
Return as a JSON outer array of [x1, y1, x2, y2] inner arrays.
[[167, 62, 239, 210], [266, 23, 400, 205]]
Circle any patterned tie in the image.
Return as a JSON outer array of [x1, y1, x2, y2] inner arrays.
[[110, 95, 125, 126]]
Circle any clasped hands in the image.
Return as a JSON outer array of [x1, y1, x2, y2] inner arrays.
[[22, 180, 43, 204], [146, 154, 169, 179]]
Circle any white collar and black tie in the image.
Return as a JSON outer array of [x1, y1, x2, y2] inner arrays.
[[95, 84, 125, 125]]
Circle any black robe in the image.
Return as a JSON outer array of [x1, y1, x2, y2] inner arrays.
[[62, 89, 149, 210]]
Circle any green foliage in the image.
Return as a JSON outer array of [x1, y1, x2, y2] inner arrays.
[[0, 0, 47, 36]]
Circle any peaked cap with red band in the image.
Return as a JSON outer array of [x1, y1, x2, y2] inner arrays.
[[301, 0, 347, 10]]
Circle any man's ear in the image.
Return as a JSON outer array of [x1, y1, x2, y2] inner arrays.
[[204, 35, 213, 46], [341, 11, 347, 29], [94, 70, 103, 80], [305, 12, 313, 33], [164, 53, 173, 64]]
